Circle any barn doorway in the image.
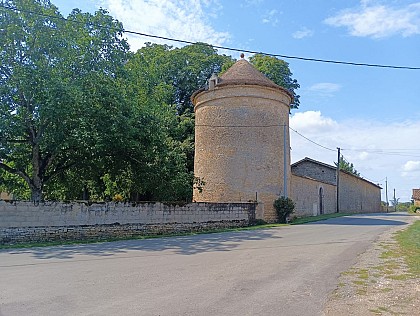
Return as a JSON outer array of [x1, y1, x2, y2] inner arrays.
[[319, 187, 324, 215]]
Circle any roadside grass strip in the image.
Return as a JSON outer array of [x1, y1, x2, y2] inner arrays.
[[394, 219, 420, 277], [290, 212, 351, 225]]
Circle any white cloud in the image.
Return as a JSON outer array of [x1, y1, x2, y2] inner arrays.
[[289, 111, 420, 201], [262, 9, 279, 26], [325, 1, 420, 38], [308, 82, 342, 97], [355, 151, 369, 161], [98, 0, 230, 51], [402, 161, 420, 176], [290, 111, 339, 133], [292, 27, 314, 39]]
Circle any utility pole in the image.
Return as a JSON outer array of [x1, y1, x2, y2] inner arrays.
[[385, 177, 388, 212], [283, 124, 288, 198], [336, 147, 340, 213], [393, 188, 396, 212]]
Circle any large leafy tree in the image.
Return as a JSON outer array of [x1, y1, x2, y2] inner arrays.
[[0, 1, 302, 203], [128, 43, 234, 173], [0, 0, 131, 202], [249, 54, 300, 109], [125, 45, 301, 191], [130, 43, 234, 115]]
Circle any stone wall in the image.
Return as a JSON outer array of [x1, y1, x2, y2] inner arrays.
[[0, 201, 256, 245], [412, 189, 420, 207], [291, 174, 336, 217], [339, 172, 381, 213], [0, 192, 13, 200], [291, 159, 381, 215], [291, 160, 336, 185]]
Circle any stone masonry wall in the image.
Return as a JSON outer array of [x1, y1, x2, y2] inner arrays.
[[291, 174, 336, 217], [0, 201, 256, 245], [291, 161, 336, 185], [339, 172, 381, 213], [291, 160, 381, 215]]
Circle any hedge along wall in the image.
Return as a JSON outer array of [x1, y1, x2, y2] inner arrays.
[[0, 201, 256, 245]]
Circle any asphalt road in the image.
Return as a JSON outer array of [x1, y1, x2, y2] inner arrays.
[[0, 213, 413, 316]]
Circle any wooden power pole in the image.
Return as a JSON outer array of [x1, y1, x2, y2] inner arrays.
[[385, 177, 388, 212], [336, 147, 340, 213]]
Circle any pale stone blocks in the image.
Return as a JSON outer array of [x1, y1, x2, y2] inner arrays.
[[0, 201, 255, 245]]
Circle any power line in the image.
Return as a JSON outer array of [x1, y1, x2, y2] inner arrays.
[[289, 127, 336, 152], [343, 148, 420, 151], [342, 148, 420, 158], [195, 124, 283, 128], [129, 32, 420, 70], [1, 4, 420, 70], [340, 152, 380, 185], [190, 123, 337, 153]]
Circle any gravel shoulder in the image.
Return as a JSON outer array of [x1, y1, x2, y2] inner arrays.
[[323, 215, 419, 316]]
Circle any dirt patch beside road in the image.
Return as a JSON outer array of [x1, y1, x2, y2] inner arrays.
[[324, 216, 419, 316]]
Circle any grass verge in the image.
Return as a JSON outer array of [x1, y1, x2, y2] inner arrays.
[[290, 212, 351, 225], [338, 219, 419, 299], [394, 219, 420, 276]]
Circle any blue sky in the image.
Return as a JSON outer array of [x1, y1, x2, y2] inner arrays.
[[53, 0, 420, 202]]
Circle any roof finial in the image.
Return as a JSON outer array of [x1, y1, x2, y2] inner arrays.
[[240, 53, 245, 59]]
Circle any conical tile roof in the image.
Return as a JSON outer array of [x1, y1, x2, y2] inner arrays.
[[191, 57, 293, 102], [218, 59, 280, 90]]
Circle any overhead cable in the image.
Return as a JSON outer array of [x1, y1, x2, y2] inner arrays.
[[342, 148, 420, 158], [289, 127, 336, 152], [1, 4, 420, 70]]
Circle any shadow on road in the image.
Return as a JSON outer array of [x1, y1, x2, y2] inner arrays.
[[4, 229, 282, 260], [310, 213, 409, 226], [3, 213, 413, 261]]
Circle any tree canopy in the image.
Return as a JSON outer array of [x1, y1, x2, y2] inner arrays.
[[0, 0, 160, 202], [249, 54, 300, 109], [335, 155, 360, 176], [0, 0, 301, 203]]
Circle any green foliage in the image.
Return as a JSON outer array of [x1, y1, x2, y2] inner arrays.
[[290, 213, 351, 225], [0, 0, 130, 201], [409, 204, 420, 214], [193, 177, 206, 194], [0, 168, 30, 200], [130, 42, 234, 115], [0, 2, 193, 202], [273, 196, 295, 223], [395, 220, 420, 276], [396, 202, 411, 212], [249, 54, 300, 109], [0, 3, 301, 203], [124, 42, 235, 201], [334, 155, 360, 176]]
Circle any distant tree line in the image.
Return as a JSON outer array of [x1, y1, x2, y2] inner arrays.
[[0, 0, 300, 203]]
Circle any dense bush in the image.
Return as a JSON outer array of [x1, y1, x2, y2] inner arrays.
[[409, 205, 420, 214], [273, 197, 295, 223]]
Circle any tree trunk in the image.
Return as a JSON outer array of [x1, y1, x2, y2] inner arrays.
[[31, 187, 42, 205], [31, 143, 43, 204]]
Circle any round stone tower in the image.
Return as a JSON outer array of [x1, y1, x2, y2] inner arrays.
[[192, 58, 292, 221]]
